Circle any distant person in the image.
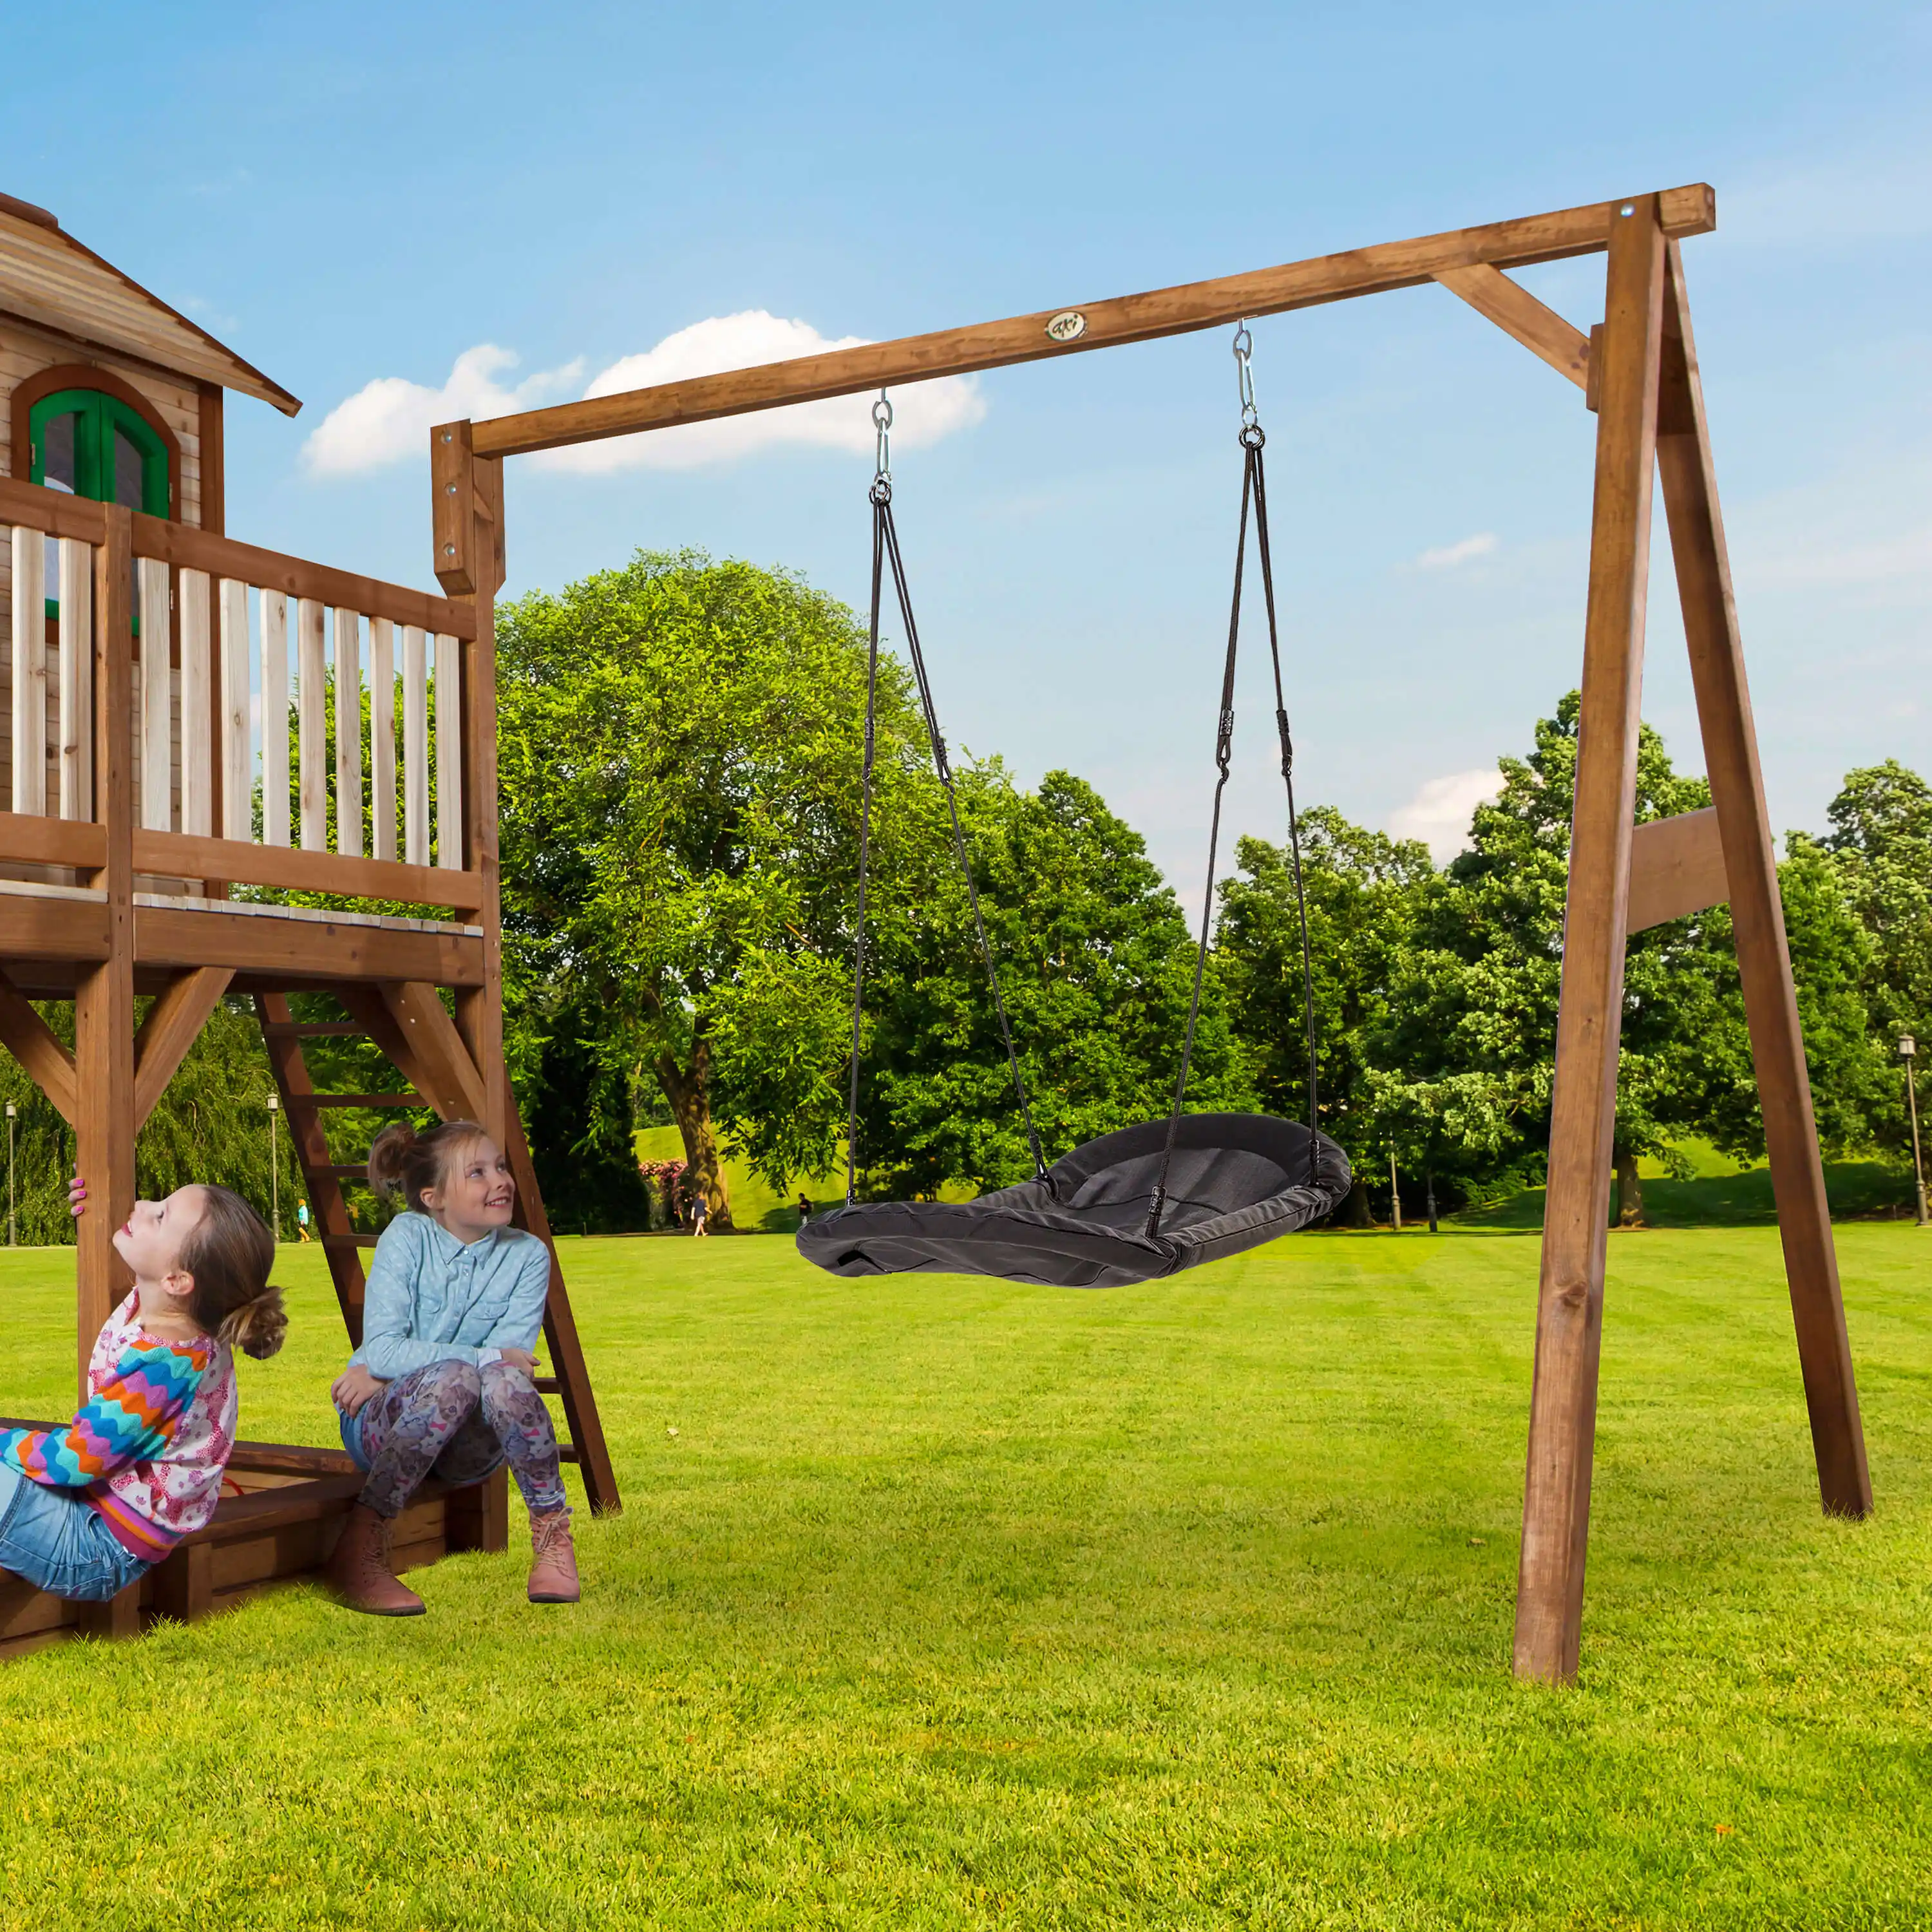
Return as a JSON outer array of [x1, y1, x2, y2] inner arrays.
[[797, 1193, 812, 1227], [296, 1200, 312, 1244], [692, 1191, 709, 1239]]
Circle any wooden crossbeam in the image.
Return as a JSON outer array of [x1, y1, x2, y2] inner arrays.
[[133, 967, 233, 1126], [1432, 265, 1591, 390], [0, 967, 77, 1126], [1625, 808, 1727, 933], [464, 184, 1714, 461]]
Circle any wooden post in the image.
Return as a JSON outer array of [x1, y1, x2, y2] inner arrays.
[[1513, 198, 1667, 1685], [1655, 243, 1870, 1517], [75, 507, 137, 1394], [432, 421, 509, 1148]]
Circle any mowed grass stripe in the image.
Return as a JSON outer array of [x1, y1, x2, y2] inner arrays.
[[0, 1225, 1924, 1928]]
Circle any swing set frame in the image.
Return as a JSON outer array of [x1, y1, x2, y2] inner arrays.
[[445, 182, 1869, 1685]]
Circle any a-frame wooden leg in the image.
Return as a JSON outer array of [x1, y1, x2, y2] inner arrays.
[[1513, 198, 1667, 1685], [1655, 243, 1870, 1517]]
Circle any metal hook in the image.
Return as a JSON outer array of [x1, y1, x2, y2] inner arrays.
[[873, 390, 893, 484], [1233, 320, 1259, 431]]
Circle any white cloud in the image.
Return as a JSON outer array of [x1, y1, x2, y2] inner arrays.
[[1414, 531, 1499, 570], [304, 312, 985, 478], [303, 346, 585, 476], [532, 312, 985, 473], [1389, 769, 1502, 864]]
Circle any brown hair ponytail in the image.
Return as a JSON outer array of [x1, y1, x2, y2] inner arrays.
[[368, 1119, 491, 1215], [180, 1185, 288, 1360]]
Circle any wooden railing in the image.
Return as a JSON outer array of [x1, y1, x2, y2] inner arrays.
[[0, 476, 483, 914]]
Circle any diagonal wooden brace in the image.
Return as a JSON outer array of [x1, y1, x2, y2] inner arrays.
[[1433, 264, 1592, 390], [133, 969, 234, 1127], [0, 967, 77, 1126]]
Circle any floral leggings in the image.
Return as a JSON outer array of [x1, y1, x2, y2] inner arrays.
[[352, 1359, 568, 1520]]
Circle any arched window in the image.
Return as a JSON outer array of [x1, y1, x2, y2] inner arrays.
[[29, 387, 171, 516]]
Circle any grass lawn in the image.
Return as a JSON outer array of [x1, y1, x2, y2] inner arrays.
[[0, 1223, 1927, 1927]]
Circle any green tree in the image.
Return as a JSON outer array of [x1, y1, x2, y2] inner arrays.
[[1685, 835, 1888, 1164], [1374, 694, 1714, 1222], [494, 551, 931, 1227], [1822, 759, 1932, 1157], [1216, 809, 1432, 1224], [857, 765, 1252, 1197]]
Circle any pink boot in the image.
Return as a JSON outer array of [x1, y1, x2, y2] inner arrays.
[[326, 1504, 426, 1616], [527, 1509, 580, 1604]]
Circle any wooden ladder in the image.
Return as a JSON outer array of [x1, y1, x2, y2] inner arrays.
[[254, 990, 620, 1515]]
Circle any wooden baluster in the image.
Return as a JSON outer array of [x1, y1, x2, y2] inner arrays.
[[334, 607, 363, 858], [138, 556, 171, 831], [402, 624, 429, 866], [369, 616, 395, 862], [219, 580, 250, 842], [179, 569, 213, 837], [11, 526, 46, 815], [297, 597, 326, 851], [57, 538, 91, 820], [434, 630, 462, 869], [261, 590, 289, 847]]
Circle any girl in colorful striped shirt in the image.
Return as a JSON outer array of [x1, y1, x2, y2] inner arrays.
[[0, 1180, 286, 1601]]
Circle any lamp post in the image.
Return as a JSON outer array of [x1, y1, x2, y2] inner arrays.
[[267, 1094, 280, 1240], [1389, 1149, 1403, 1233], [1902, 1036, 1927, 1227], [5, 1101, 14, 1248], [1425, 1169, 1439, 1235]]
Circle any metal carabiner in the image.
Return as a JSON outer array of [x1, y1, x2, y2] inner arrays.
[[872, 391, 894, 484], [1233, 320, 1259, 433]]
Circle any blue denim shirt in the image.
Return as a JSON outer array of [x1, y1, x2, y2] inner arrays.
[[345, 1213, 550, 1383]]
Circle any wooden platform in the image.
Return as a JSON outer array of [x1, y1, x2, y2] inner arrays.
[[0, 1441, 509, 1660], [0, 874, 486, 994]]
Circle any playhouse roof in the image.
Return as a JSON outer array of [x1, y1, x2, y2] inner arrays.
[[0, 192, 301, 417]]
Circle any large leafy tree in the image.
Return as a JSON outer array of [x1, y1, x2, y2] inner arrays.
[[856, 765, 1252, 1198], [1215, 809, 1432, 1223], [1371, 693, 1715, 1222], [1821, 760, 1932, 1157], [495, 551, 930, 1228]]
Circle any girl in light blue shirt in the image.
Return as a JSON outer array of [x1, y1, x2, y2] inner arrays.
[[326, 1119, 578, 1615]]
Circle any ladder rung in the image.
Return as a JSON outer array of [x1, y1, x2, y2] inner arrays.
[[319, 1233, 379, 1249], [304, 1093, 421, 1110], [320, 1165, 370, 1180], [558, 1444, 580, 1463], [262, 1021, 365, 1038], [533, 1378, 561, 1394]]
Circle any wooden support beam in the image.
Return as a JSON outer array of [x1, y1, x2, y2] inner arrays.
[[1432, 265, 1591, 390], [0, 967, 77, 1125], [1625, 807, 1728, 933], [75, 505, 137, 1396], [1655, 241, 1870, 1520], [466, 184, 1715, 459], [1513, 196, 1668, 1687], [132, 967, 234, 1126], [374, 981, 487, 1122]]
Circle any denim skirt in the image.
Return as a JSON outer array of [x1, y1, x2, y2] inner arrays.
[[0, 1464, 149, 1600]]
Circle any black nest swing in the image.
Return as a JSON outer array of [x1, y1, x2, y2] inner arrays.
[[799, 336, 1351, 1287]]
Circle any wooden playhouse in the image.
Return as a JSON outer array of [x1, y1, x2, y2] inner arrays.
[[0, 188, 616, 1656]]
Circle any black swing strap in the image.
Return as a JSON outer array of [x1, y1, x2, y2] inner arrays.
[[1146, 326, 1320, 1236], [845, 397, 1046, 1204]]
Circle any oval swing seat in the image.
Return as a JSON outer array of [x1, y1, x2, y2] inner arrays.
[[797, 1112, 1352, 1289]]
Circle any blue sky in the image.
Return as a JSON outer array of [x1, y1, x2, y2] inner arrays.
[[10, 2, 1927, 897]]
